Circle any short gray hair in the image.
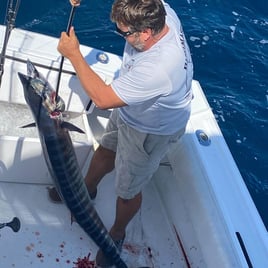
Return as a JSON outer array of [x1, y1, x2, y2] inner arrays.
[[111, 0, 166, 35]]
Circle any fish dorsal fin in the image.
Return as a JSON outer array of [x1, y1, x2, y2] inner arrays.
[[61, 122, 85, 134], [20, 122, 36, 128]]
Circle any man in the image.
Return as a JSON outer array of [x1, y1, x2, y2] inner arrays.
[[58, 0, 193, 266]]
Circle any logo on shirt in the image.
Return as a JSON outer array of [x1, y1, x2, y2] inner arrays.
[[179, 26, 188, 70], [125, 59, 135, 71]]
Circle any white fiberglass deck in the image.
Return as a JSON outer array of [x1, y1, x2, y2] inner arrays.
[[1, 25, 268, 268], [0, 164, 187, 268]]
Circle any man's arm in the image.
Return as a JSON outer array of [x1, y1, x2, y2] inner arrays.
[[57, 27, 126, 109]]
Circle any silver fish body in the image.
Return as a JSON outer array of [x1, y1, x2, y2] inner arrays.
[[18, 60, 127, 268]]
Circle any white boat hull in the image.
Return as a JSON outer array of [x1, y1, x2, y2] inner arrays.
[[0, 26, 267, 267]]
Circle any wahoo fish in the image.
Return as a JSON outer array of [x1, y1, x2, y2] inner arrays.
[[18, 60, 127, 268]]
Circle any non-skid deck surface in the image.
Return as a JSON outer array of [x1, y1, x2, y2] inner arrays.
[[0, 170, 186, 268], [0, 101, 88, 142]]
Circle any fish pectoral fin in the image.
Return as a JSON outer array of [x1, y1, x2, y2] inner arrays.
[[61, 121, 85, 134], [20, 122, 36, 128]]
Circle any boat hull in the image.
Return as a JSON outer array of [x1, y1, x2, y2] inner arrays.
[[0, 25, 267, 267]]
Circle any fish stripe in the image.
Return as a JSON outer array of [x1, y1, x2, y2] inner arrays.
[[42, 114, 127, 267]]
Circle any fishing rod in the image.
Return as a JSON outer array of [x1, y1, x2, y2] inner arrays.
[[0, 0, 21, 88], [55, 1, 93, 113], [55, 4, 78, 101]]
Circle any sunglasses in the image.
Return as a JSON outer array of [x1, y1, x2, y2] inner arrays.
[[114, 25, 135, 38]]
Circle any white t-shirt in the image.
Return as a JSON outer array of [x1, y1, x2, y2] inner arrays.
[[111, 1, 193, 135]]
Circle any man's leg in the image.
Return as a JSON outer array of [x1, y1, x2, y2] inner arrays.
[[85, 145, 116, 196], [96, 192, 142, 266], [110, 192, 142, 240]]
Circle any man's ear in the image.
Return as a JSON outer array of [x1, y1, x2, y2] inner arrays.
[[141, 28, 152, 41]]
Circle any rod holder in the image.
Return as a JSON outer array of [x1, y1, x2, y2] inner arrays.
[[0, 217, 21, 232]]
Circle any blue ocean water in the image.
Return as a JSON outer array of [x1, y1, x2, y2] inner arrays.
[[1, 0, 267, 228]]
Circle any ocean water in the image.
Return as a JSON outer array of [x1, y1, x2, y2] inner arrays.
[[1, 0, 267, 228]]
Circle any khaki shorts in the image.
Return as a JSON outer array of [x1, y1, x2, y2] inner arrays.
[[101, 109, 185, 199]]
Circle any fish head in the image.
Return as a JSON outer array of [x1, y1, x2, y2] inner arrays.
[[18, 60, 65, 119], [26, 59, 51, 85], [18, 72, 43, 118]]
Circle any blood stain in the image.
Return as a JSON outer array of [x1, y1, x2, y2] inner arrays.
[[26, 246, 32, 252], [124, 243, 139, 255], [73, 253, 95, 268], [26, 243, 35, 252], [36, 252, 44, 258]]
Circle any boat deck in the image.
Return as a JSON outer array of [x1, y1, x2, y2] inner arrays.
[[0, 101, 89, 142], [0, 164, 187, 268], [1, 25, 267, 268], [0, 100, 185, 267]]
